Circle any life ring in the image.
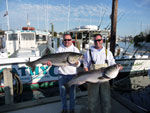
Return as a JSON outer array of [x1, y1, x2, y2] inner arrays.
[[22, 27, 35, 30]]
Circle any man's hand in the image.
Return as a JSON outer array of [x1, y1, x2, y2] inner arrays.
[[84, 67, 88, 72], [72, 61, 80, 67], [47, 61, 52, 66], [119, 65, 123, 70], [74, 61, 79, 66], [43, 61, 52, 66]]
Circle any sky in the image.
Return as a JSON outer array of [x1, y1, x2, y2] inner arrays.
[[0, 0, 150, 37]]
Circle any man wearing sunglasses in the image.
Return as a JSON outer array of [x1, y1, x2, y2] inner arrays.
[[46, 33, 80, 113], [83, 34, 116, 113]]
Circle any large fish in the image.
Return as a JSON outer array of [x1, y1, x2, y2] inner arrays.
[[26, 52, 83, 71], [67, 64, 121, 86]]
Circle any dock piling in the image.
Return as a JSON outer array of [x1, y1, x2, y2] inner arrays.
[[3, 68, 14, 104]]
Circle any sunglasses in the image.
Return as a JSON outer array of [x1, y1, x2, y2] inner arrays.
[[64, 39, 72, 41], [94, 39, 102, 42]]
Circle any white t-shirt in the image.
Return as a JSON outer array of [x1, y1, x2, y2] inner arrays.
[[56, 44, 80, 75], [83, 46, 116, 69]]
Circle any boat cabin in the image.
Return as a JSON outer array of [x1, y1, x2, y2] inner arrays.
[[5, 28, 51, 57], [65, 25, 110, 51]]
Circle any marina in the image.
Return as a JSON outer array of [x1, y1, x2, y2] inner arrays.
[[0, 0, 150, 113], [0, 37, 150, 113]]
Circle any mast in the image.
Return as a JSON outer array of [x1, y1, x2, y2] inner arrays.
[[6, 0, 10, 30], [67, 0, 70, 30], [27, 14, 30, 27]]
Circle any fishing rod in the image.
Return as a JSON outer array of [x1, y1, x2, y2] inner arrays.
[[105, 13, 124, 30], [98, 9, 106, 30], [121, 40, 133, 58], [141, 50, 150, 57], [131, 41, 146, 58]]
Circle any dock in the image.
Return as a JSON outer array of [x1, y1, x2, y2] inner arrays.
[[0, 90, 147, 113], [0, 69, 148, 113]]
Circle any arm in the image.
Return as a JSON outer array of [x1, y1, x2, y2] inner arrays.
[[83, 51, 90, 71], [108, 51, 116, 66]]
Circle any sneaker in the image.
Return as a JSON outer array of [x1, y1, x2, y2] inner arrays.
[[61, 109, 68, 113]]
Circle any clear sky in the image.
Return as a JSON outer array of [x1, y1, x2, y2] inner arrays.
[[0, 0, 150, 37]]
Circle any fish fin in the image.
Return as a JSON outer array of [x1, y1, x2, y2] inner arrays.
[[67, 56, 71, 64], [86, 81, 93, 84], [26, 61, 36, 72], [86, 81, 98, 84]]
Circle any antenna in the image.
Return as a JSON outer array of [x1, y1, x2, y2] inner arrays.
[[36, 6, 40, 30], [67, 0, 70, 30], [27, 14, 30, 27], [6, 0, 10, 30]]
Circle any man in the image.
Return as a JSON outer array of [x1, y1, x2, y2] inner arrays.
[[83, 34, 116, 113], [47, 34, 80, 113]]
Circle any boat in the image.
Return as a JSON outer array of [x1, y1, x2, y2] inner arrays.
[[0, 25, 54, 92], [5, 27, 51, 58], [115, 54, 150, 79], [65, 25, 123, 56], [0, 0, 55, 93]]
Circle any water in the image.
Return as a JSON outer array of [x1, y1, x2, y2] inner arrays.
[[118, 41, 150, 56], [118, 41, 137, 53]]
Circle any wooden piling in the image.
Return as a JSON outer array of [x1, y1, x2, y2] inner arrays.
[[3, 68, 14, 104], [110, 0, 118, 56]]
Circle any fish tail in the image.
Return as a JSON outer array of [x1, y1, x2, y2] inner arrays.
[[26, 62, 36, 72]]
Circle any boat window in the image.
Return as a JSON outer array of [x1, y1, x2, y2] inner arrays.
[[21, 33, 34, 40], [71, 32, 82, 39], [8, 34, 18, 40], [77, 33, 82, 39], [36, 35, 46, 41], [70, 32, 75, 39]]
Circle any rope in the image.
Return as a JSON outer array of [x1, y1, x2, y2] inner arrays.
[[0, 71, 23, 95]]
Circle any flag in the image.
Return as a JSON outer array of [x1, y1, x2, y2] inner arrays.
[[3, 11, 8, 17]]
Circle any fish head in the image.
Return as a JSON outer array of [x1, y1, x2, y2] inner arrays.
[[104, 64, 121, 79], [67, 53, 83, 64]]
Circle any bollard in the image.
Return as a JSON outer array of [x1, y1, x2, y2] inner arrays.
[[3, 68, 14, 104]]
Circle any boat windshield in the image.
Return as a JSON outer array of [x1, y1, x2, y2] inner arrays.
[[8, 34, 18, 40], [21, 33, 34, 40]]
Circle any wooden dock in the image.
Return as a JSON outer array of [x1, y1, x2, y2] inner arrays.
[[0, 90, 147, 113], [0, 69, 148, 113]]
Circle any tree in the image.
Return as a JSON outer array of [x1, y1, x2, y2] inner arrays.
[[0, 30, 5, 35]]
